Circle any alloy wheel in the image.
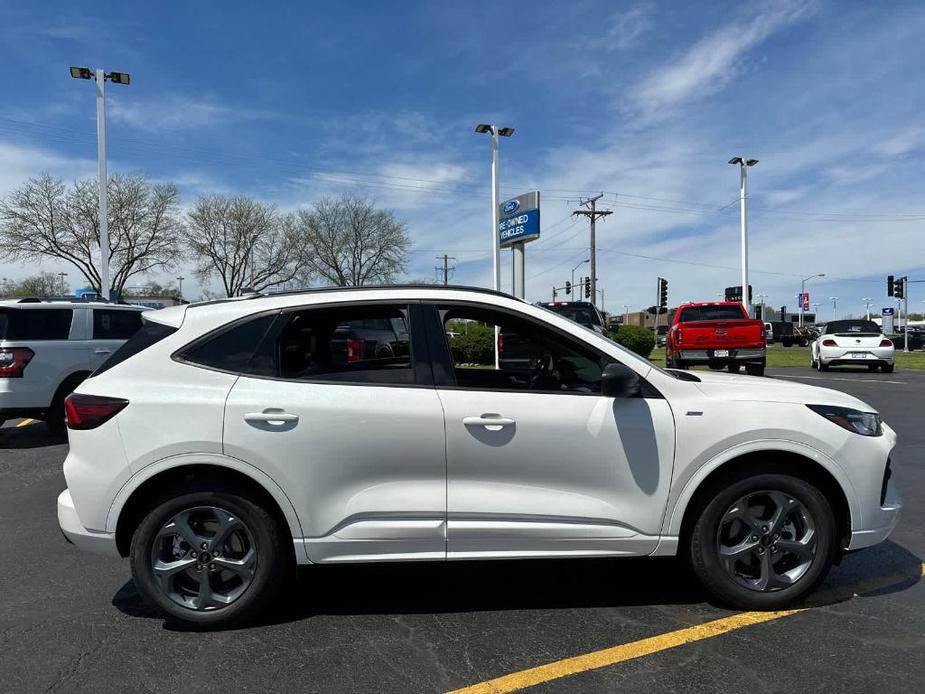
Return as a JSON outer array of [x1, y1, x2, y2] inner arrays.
[[150, 505, 257, 611], [716, 490, 816, 592]]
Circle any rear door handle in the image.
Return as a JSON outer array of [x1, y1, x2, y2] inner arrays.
[[244, 410, 299, 425], [463, 414, 516, 430], [94, 349, 112, 355]]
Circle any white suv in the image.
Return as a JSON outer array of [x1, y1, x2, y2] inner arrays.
[[57, 286, 901, 626], [0, 300, 145, 430]]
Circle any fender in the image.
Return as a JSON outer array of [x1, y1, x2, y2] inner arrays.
[[105, 452, 307, 559], [662, 438, 860, 538]]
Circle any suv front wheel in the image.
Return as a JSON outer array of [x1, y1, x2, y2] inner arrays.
[[130, 487, 290, 627], [688, 472, 836, 610]]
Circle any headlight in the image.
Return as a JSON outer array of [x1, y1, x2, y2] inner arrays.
[[807, 404, 882, 436]]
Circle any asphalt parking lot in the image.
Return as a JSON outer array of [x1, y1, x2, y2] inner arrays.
[[1, 367, 923, 694]]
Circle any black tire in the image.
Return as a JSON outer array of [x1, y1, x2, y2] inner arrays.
[[882, 364, 895, 373], [818, 361, 829, 371], [689, 472, 837, 610], [745, 363, 765, 377], [130, 486, 290, 628], [781, 337, 792, 347], [727, 363, 741, 374], [867, 364, 879, 372]]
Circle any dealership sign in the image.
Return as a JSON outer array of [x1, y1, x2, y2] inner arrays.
[[498, 191, 540, 248], [801, 292, 810, 310]]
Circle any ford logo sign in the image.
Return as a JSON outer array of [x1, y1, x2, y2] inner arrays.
[[502, 199, 520, 214]]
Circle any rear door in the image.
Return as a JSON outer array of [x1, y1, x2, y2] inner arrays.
[[219, 302, 447, 563], [90, 308, 144, 370], [0, 307, 77, 409]]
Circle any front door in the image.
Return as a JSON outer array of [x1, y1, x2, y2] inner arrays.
[[215, 302, 447, 563], [427, 302, 675, 559]]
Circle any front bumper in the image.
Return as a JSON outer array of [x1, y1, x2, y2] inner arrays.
[[57, 489, 119, 557]]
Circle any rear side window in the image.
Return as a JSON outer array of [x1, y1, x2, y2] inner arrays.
[[93, 320, 178, 376], [0, 308, 73, 340], [182, 314, 278, 374], [93, 309, 143, 339]]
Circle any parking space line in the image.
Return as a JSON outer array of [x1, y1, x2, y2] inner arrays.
[[774, 374, 907, 385], [15, 418, 35, 428], [447, 563, 925, 694]]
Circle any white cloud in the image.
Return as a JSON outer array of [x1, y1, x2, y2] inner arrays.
[[628, 1, 813, 116], [603, 3, 655, 51], [873, 126, 925, 157]]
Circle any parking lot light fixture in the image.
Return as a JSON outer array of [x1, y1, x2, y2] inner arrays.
[[799, 273, 825, 327], [829, 296, 839, 320], [729, 156, 758, 313], [571, 258, 589, 292], [69, 65, 131, 301], [862, 298, 873, 321]]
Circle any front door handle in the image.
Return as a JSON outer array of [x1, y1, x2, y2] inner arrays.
[[94, 349, 112, 355], [463, 414, 516, 430], [244, 410, 299, 425]]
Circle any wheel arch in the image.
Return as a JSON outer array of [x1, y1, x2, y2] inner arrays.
[[670, 447, 855, 555], [110, 456, 305, 559], [50, 370, 92, 406]]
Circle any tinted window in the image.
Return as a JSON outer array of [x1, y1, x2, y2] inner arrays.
[[93, 309, 143, 339], [93, 320, 178, 376], [183, 314, 277, 373], [260, 304, 413, 384], [441, 305, 608, 393], [544, 304, 602, 327], [825, 320, 881, 335], [0, 308, 72, 340], [678, 305, 745, 322]]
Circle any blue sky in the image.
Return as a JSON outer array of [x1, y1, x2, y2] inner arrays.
[[2, 0, 924, 316]]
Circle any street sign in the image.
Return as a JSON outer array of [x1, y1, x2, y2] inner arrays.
[[882, 307, 895, 335], [498, 191, 540, 248], [801, 292, 810, 310], [882, 307, 895, 316]]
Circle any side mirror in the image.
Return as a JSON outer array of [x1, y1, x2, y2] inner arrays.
[[601, 363, 641, 398]]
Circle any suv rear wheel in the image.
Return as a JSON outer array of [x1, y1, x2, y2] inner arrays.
[[130, 487, 290, 627], [689, 472, 836, 609]]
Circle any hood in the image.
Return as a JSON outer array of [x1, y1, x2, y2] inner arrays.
[[690, 370, 876, 412]]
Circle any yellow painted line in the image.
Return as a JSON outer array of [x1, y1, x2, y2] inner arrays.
[[448, 563, 925, 694], [15, 418, 35, 428]]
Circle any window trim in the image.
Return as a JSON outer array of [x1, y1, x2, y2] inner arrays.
[[421, 300, 662, 398], [173, 300, 435, 389]]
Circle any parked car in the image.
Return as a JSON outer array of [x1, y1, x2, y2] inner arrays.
[[811, 319, 895, 372], [654, 324, 669, 347], [0, 299, 145, 430], [665, 302, 767, 375], [538, 300, 605, 334], [59, 286, 900, 626], [763, 322, 774, 343]]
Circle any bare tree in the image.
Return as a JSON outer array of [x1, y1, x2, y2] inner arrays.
[[185, 196, 300, 297], [0, 175, 170, 298], [0, 272, 63, 297], [0, 173, 183, 298], [292, 196, 410, 286]]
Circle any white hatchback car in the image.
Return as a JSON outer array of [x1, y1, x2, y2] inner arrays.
[[811, 319, 895, 373], [58, 287, 901, 626]]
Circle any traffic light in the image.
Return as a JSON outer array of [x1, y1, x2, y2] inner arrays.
[[658, 277, 668, 308], [584, 277, 591, 299], [894, 276, 905, 299], [780, 306, 786, 322], [565, 280, 571, 296], [887, 275, 894, 297]]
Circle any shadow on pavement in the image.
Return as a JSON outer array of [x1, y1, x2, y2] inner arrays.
[[0, 421, 66, 449], [111, 540, 922, 632]]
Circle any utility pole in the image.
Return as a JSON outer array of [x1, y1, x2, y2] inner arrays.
[[572, 193, 611, 309], [435, 255, 456, 285], [729, 157, 758, 314], [176, 275, 185, 301]]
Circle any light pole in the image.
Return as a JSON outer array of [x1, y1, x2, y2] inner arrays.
[[70, 66, 130, 301], [729, 156, 758, 313], [829, 296, 839, 321], [571, 258, 589, 294], [756, 293, 768, 321], [623, 304, 631, 325], [57, 272, 68, 296], [474, 124, 514, 293], [861, 297, 872, 321], [799, 273, 825, 327], [176, 276, 185, 301]]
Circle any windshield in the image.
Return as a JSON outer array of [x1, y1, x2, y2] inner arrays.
[[544, 305, 602, 327], [824, 320, 881, 335], [678, 305, 745, 322]]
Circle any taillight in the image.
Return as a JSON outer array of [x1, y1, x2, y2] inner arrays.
[[676, 329, 682, 344], [880, 339, 893, 347], [0, 347, 34, 378], [822, 339, 837, 347], [64, 393, 128, 430], [346, 338, 365, 363]]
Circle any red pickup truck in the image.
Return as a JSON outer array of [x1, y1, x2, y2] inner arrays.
[[665, 302, 767, 376]]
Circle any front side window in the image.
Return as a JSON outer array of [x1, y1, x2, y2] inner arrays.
[[440, 305, 608, 393], [93, 309, 143, 339]]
